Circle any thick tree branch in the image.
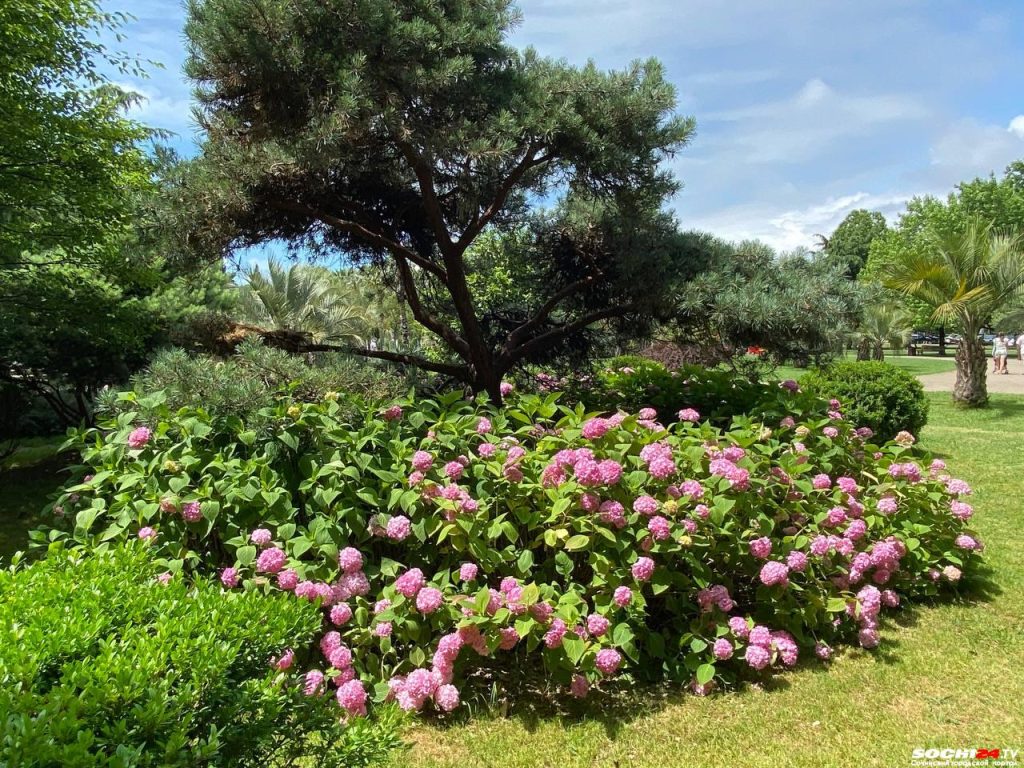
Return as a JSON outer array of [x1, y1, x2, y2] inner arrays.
[[394, 138, 455, 254], [458, 143, 552, 249], [499, 303, 636, 371], [338, 347, 469, 380], [393, 255, 471, 360], [269, 199, 448, 281], [502, 275, 596, 353]]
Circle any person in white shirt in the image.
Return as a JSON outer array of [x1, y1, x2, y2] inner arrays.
[[1017, 332, 1024, 368]]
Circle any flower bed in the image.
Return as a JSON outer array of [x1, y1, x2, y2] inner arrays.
[[45, 384, 981, 716]]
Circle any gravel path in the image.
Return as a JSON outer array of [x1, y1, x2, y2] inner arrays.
[[918, 361, 1024, 393]]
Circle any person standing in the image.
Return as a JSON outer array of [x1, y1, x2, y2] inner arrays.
[[1018, 331, 1024, 370], [993, 334, 1009, 375]]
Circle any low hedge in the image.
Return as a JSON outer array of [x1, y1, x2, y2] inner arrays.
[[0, 544, 403, 767]]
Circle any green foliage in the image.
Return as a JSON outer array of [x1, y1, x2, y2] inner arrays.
[[673, 238, 862, 364], [863, 160, 1024, 329], [95, 340, 412, 429], [0, 544, 404, 767], [824, 209, 889, 279], [0, 0, 154, 266], [566, 357, 820, 427], [41, 385, 977, 703], [170, 0, 695, 394], [802, 361, 928, 442]]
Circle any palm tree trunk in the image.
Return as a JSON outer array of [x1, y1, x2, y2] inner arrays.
[[953, 337, 988, 407]]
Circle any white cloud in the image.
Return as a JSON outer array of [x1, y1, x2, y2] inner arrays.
[[114, 81, 195, 138], [682, 191, 914, 252], [1008, 115, 1024, 139], [698, 78, 931, 164], [925, 118, 1024, 180]]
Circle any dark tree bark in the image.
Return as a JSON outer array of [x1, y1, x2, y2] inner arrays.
[[953, 337, 988, 407]]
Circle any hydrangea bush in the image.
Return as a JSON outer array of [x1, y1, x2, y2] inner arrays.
[[42, 384, 981, 716]]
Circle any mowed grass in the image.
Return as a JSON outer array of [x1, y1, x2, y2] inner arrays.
[[775, 352, 958, 382], [392, 393, 1024, 768]]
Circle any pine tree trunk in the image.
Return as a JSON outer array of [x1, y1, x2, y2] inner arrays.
[[953, 337, 988, 407]]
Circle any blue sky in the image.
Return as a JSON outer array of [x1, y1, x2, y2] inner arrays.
[[106, 0, 1024, 252]]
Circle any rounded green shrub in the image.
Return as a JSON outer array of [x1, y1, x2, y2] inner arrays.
[[802, 361, 928, 442], [0, 544, 403, 768]]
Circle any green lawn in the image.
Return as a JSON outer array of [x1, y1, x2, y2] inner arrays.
[[392, 393, 1024, 768], [775, 352, 958, 382]]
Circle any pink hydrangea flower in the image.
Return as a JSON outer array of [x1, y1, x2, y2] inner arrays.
[[476, 417, 492, 434], [458, 562, 479, 582], [220, 567, 239, 588], [570, 674, 590, 699], [877, 496, 898, 514], [137, 526, 157, 542], [955, 534, 981, 551], [544, 618, 568, 648], [500, 381, 514, 397], [375, 621, 393, 637], [823, 426, 839, 439], [274, 649, 294, 670], [581, 417, 610, 440], [950, 500, 973, 520], [745, 644, 771, 670], [338, 547, 363, 574], [712, 638, 733, 660], [812, 473, 832, 490], [648, 516, 671, 541], [275, 568, 297, 590], [613, 586, 633, 607], [250, 528, 272, 547], [759, 561, 790, 587], [478, 443, 496, 458], [381, 405, 403, 422], [633, 495, 659, 516], [632, 556, 655, 582], [181, 501, 202, 523], [127, 426, 152, 449], [256, 546, 287, 574], [677, 408, 700, 422], [395, 568, 426, 598], [434, 683, 461, 712], [412, 450, 434, 471], [416, 587, 444, 614], [786, 550, 808, 572], [749, 537, 772, 559], [728, 616, 750, 639], [386, 515, 412, 541], [331, 602, 353, 625], [595, 648, 623, 676], [304, 670, 325, 696], [337, 679, 368, 716], [586, 613, 611, 637], [444, 461, 464, 481]]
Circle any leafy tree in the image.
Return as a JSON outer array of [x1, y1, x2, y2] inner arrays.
[[851, 300, 911, 361], [823, 209, 888, 279], [172, 0, 694, 400], [883, 217, 1024, 407], [236, 259, 375, 345], [864, 161, 1024, 340], [671, 236, 862, 366], [0, 0, 153, 269]]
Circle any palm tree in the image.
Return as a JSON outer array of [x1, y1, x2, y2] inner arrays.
[[853, 301, 911, 361], [884, 217, 1024, 406], [236, 259, 372, 345]]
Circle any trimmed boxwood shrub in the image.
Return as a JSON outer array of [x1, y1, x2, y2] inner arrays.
[[0, 544, 403, 767], [39, 383, 979, 716], [802, 361, 928, 443]]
